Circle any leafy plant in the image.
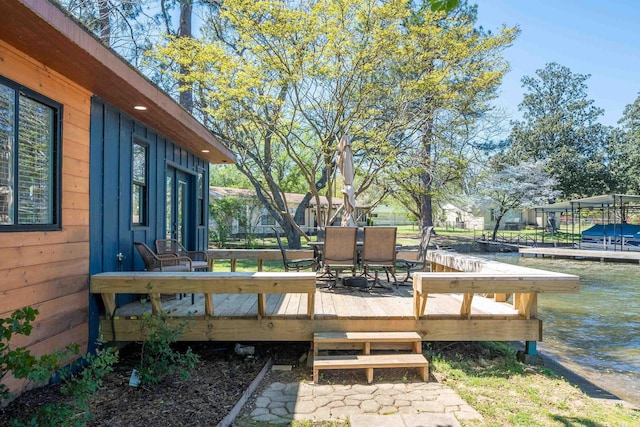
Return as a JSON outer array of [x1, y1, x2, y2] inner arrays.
[[10, 344, 119, 427], [136, 308, 199, 386], [1, 307, 78, 402]]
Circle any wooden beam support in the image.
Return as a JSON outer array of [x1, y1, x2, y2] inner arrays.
[[460, 293, 474, 318], [99, 317, 543, 342]]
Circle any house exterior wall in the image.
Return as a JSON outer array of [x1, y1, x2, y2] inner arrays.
[[89, 98, 209, 342], [0, 40, 92, 396]]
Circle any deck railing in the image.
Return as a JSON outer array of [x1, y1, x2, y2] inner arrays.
[[90, 271, 317, 320], [421, 250, 579, 354]]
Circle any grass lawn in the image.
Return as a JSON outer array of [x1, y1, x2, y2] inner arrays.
[[429, 342, 639, 427]]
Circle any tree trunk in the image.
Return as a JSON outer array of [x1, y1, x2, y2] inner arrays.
[[285, 226, 302, 250], [419, 112, 435, 231], [97, 0, 110, 45], [178, 0, 193, 113], [492, 213, 504, 241]]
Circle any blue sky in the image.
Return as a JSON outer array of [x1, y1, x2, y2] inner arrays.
[[475, 0, 640, 128]]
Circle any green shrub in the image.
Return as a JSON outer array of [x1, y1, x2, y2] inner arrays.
[[10, 344, 119, 427], [136, 308, 199, 386], [1, 307, 78, 402]]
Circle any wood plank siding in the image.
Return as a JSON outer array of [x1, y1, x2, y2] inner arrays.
[[0, 39, 91, 395]]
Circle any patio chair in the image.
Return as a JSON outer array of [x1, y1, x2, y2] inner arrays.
[[395, 226, 435, 284], [360, 227, 397, 289], [321, 226, 358, 289], [155, 238, 209, 271], [134, 242, 193, 272], [273, 227, 317, 272], [134, 241, 194, 303]]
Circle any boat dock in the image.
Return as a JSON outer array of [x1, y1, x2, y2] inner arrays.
[[519, 247, 640, 263]]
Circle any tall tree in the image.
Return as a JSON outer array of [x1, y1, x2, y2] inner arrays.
[[386, 2, 518, 234], [57, 0, 155, 66], [607, 92, 640, 194], [481, 160, 559, 241], [506, 62, 611, 198], [152, 0, 417, 247], [151, 0, 515, 247]]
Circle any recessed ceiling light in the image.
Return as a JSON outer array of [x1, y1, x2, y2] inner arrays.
[[134, 105, 147, 111], [201, 149, 210, 153]]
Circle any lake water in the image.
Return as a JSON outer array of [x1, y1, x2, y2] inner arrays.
[[480, 253, 640, 406]]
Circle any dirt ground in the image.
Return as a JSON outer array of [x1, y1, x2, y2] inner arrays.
[[0, 341, 311, 427]]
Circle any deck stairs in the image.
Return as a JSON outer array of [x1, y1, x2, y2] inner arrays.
[[312, 331, 429, 384]]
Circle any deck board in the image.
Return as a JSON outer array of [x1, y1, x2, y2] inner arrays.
[[110, 286, 521, 320], [267, 293, 286, 316]]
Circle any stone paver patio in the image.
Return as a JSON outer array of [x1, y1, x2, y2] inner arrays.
[[248, 381, 482, 425]]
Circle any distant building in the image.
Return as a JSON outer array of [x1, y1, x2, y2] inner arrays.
[[440, 203, 484, 230], [209, 186, 369, 235], [367, 203, 416, 226]]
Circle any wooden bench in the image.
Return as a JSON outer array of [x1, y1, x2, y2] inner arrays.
[[90, 271, 317, 320], [313, 331, 428, 384]]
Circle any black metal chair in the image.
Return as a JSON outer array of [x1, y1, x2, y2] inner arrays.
[[395, 226, 435, 284], [272, 228, 317, 272]]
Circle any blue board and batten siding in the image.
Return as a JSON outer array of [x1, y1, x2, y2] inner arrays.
[[88, 97, 209, 345]]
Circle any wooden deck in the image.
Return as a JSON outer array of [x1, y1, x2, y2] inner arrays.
[[98, 285, 533, 342], [519, 247, 640, 263], [91, 250, 579, 347]]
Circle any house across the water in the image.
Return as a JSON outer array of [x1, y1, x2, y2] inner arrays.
[[0, 0, 234, 398]]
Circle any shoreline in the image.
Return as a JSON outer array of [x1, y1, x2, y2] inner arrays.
[[515, 341, 639, 409]]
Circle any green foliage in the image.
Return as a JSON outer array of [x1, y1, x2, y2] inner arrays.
[[136, 308, 199, 386], [607, 92, 640, 194], [210, 196, 256, 248], [382, 2, 519, 227], [148, 0, 516, 238], [209, 164, 252, 189], [505, 62, 612, 198], [10, 345, 119, 427], [1, 308, 78, 402], [61, 346, 119, 412]]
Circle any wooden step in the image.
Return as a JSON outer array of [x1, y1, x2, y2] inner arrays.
[[314, 331, 421, 343], [314, 331, 422, 355], [313, 354, 429, 384]]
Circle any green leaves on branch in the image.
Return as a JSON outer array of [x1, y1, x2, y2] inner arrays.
[[505, 62, 611, 198], [3, 308, 119, 426], [136, 307, 199, 386], [1, 308, 78, 402], [148, 0, 517, 232]]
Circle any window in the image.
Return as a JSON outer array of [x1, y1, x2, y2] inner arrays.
[[0, 77, 61, 231], [260, 210, 275, 226], [132, 139, 147, 226], [197, 171, 205, 227]]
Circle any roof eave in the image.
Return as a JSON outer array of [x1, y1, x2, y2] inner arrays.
[[0, 0, 235, 165]]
